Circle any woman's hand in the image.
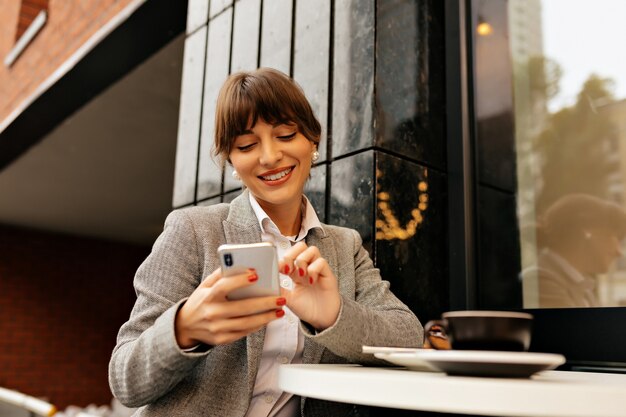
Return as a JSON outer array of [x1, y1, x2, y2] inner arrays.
[[174, 268, 286, 348], [279, 242, 341, 331]]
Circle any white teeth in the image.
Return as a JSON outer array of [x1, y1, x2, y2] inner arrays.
[[262, 167, 292, 181]]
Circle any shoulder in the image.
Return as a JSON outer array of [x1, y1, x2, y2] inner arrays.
[[154, 204, 233, 262], [157, 204, 232, 248], [165, 203, 231, 226]]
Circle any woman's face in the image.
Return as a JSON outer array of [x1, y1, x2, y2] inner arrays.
[[229, 119, 316, 213]]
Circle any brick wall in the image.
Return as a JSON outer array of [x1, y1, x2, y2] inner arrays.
[[0, 224, 149, 409], [0, 0, 137, 125]]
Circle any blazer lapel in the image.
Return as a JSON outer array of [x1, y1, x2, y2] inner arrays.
[[223, 190, 263, 244], [303, 226, 335, 365], [306, 227, 336, 276]]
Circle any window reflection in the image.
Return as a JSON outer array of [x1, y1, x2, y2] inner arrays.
[[521, 194, 626, 307], [506, 0, 626, 308]]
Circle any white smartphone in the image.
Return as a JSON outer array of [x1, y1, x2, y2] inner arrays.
[[218, 242, 280, 300]]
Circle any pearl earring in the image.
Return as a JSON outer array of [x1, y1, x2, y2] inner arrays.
[[312, 150, 320, 162], [232, 170, 240, 180]]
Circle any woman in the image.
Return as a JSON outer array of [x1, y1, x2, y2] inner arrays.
[[109, 68, 423, 416]]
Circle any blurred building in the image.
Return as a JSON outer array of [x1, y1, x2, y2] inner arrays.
[[0, 0, 186, 410]]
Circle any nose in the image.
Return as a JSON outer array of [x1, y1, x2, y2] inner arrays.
[[259, 138, 282, 166]]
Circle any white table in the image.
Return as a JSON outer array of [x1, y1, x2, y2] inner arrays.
[[278, 364, 626, 417]]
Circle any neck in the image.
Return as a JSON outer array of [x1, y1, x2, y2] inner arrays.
[[259, 197, 303, 236], [552, 246, 591, 275]]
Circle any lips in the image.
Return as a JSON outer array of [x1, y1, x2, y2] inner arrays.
[[258, 167, 294, 182]]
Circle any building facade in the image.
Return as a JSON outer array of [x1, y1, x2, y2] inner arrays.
[[0, 0, 187, 410]]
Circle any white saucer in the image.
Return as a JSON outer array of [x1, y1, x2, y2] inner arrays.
[[362, 346, 438, 372], [365, 347, 566, 377], [362, 345, 425, 355]]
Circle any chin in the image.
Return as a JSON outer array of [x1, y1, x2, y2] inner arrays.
[[256, 191, 293, 205]]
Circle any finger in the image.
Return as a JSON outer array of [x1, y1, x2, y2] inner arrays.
[[211, 320, 271, 345], [196, 297, 280, 322], [217, 296, 287, 318], [278, 259, 291, 276], [280, 242, 309, 275], [211, 268, 259, 299], [209, 309, 285, 334], [210, 330, 250, 345], [306, 257, 329, 285], [291, 258, 309, 285], [293, 259, 307, 281], [199, 268, 223, 288], [292, 246, 322, 284], [284, 241, 308, 259], [295, 245, 322, 266], [210, 325, 265, 345]]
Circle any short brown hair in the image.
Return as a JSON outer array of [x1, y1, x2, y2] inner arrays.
[[537, 194, 626, 248], [213, 68, 321, 161]]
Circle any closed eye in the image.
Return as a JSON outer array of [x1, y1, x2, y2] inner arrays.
[[236, 143, 256, 152], [277, 132, 296, 140]]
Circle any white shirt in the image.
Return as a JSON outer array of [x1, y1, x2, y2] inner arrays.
[[245, 193, 322, 417]]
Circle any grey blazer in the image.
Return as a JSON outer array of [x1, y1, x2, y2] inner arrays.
[[109, 191, 423, 416]]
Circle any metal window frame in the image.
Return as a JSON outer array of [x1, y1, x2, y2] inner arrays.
[[445, 0, 477, 310]]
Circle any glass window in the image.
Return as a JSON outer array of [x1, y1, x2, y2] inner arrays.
[[505, 0, 626, 308]]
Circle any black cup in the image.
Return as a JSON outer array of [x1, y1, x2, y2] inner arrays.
[[424, 311, 533, 351]]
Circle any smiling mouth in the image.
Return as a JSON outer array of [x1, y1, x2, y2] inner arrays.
[[259, 167, 294, 181]]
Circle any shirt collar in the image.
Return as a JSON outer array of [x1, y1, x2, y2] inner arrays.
[[248, 193, 322, 241], [541, 248, 588, 284]]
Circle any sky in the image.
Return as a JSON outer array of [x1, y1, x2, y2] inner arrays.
[[542, 0, 626, 110]]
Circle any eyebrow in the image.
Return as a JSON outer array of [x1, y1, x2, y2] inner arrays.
[[240, 122, 295, 135]]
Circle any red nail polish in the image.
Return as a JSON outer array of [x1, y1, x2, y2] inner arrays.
[[309, 277, 313, 285], [276, 309, 285, 318], [298, 268, 305, 277], [248, 274, 258, 282], [283, 265, 290, 274], [276, 297, 287, 306]]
